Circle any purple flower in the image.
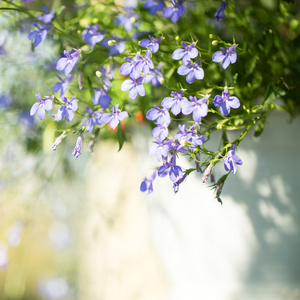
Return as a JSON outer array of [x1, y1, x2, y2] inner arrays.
[[140, 170, 157, 194], [146, 105, 171, 125], [82, 107, 104, 132], [37, 6, 55, 24], [173, 172, 188, 193], [224, 145, 243, 174], [143, 63, 164, 87], [72, 133, 82, 159], [30, 93, 53, 120], [174, 124, 193, 145], [212, 44, 237, 70], [149, 139, 170, 162], [163, 0, 184, 23], [139, 35, 163, 53], [177, 59, 204, 84], [213, 86, 240, 116], [100, 104, 129, 130], [119, 53, 140, 77], [181, 94, 209, 122], [53, 75, 75, 96], [144, 0, 164, 15], [114, 10, 139, 31], [102, 37, 125, 56], [56, 49, 81, 76], [162, 90, 188, 116], [121, 74, 145, 99], [81, 25, 104, 49], [158, 152, 183, 182], [56, 96, 78, 122], [92, 88, 112, 109], [152, 122, 169, 141], [28, 22, 52, 48], [135, 50, 154, 74], [172, 42, 198, 65], [214, 0, 226, 22]]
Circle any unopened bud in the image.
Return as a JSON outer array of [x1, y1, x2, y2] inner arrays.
[[180, 140, 189, 147], [108, 40, 116, 46], [212, 40, 219, 46], [209, 34, 214, 39], [175, 36, 180, 41], [78, 71, 83, 90], [202, 163, 213, 183], [51, 131, 66, 151], [130, 17, 138, 23], [96, 71, 102, 79]]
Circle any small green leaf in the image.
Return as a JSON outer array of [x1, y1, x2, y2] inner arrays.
[[117, 123, 125, 152]]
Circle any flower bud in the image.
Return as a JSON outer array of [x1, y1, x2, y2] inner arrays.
[[51, 131, 66, 151], [212, 40, 219, 46], [108, 40, 116, 46]]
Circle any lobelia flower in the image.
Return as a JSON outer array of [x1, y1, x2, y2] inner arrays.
[[114, 9, 139, 32], [172, 42, 198, 65], [56, 96, 78, 122], [100, 104, 129, 130], [177, 59, 204, 84], [174, 124, 193, 146], [223, 145, 243, 174], [56, 49, 81, 76], [158, 152, 183, 182], [37, 6, 55, 24], [72, 133, 83, 159], [92, 88, 112, 109], [212, 44, 237, 70], [213, 86, 240, 116], [144, 0, 164, 15], [30, 93, 53, 120], [140, 170, 157, 194], [163, 0, 184, 23], [28, 22, 52, 48], [146, 105, 171, 125], [121, 74, 145, 100], [162, 90, 188, 116], [81, 25, 104, 49], [82, 107, 104, 132], [149, 138, 170, 162], [139, 35, 163, 53], [214, 0, 227, 22], [152, 122, 169, 141], [53, 75, 75, 96], [119, 52, 140, 77], [102, 37, 125, 56], [181, 94, 209, 122], [98, 65, 115, 92], [135, 50, 154, 74]]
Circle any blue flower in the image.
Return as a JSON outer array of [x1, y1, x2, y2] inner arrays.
[[143, 63, 164, 87], [140, 170, 157, 194], [162, 90, 188, 116], [81, 25, 104, 49], [139, 35, 163, 53], [92, 88, 112, 109], [56, 96, 78, 122], [158, 152, 183, 182], [212, 44, 237, 69], [223, 145, 243, 174], [213, 86, 240, 116], [56, 49, 81, 76], [28, 22, 52, 48], [102, 37, 125, 56], [100, 104, 129, 130], [37, 6, 55, 24], [53, 75, 75, 96], [181, 95, 209, 122], [121, 74, 145, 99], [114, 9, 139, 31], [177, 59, 204, 84], [30, 93, 53, 120], [82, 107, 103, 132], [119, 53, 140, 77], [163, 0, 184, 23], [172, 42, 198, 65], [214, 0, 226, 22], [144, 0, 164, 15], [146, 105, 171, 125], [149, 139, 170, 162]]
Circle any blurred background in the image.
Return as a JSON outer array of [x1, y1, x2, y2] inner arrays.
[[1, 0, 300, 299]]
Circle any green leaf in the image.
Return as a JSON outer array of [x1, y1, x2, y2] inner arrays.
[[117, 123, 125, 152]]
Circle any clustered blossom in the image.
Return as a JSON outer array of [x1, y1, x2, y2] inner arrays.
[[28, 6, 54, 47], [120, 37, 164, 99]]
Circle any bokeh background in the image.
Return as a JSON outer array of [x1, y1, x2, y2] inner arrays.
[[1, 0, 300, 299]]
